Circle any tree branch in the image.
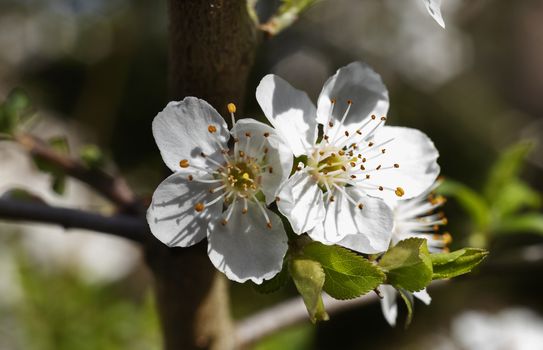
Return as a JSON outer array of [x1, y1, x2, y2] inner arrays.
[[235, 292, 378, 346], [14, 134, 141, 214], [0, 198, 146, 242]]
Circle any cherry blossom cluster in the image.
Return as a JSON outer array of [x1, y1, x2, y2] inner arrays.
[[146, 63, 448, 314]]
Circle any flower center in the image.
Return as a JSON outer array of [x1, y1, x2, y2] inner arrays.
[[308, 146, 355, 189], [223, 161, 260, 195], [178, 103, 274, 229], [298, 98, 406, 203]]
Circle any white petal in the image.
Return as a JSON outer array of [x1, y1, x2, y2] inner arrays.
[[146, 172, 222, 247], [152, 97, 229, 172], [231, 119, 293, 205], [256, 74, 318, 157], [276, 171, 325, 234], [413, 288, 432, 305], [361, 126, 440, 203], [423, 0, 445, 28], [379, 285, 398, 327], [316, 62, 389, 137], [207, 201, 288, 284], [318, 188, 393, 251]]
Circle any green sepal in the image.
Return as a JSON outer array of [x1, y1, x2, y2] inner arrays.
[[379, 238, 433, 292], [289, 257, 329, 323], [397, 288, 414, 328]]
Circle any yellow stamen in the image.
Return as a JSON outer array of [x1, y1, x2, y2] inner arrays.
[[194, 202, 205, 212]]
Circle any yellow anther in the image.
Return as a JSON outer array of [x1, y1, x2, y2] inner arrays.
[[208, 125, 217, 133], [194, 202, 205, 212], [430, 195, 446, 205], [179, 159, 190, 168], [242, 173, 250, 180], [227, 103, 237, 114], [442, 232, 453, 245], [395, 187, 405, 197]]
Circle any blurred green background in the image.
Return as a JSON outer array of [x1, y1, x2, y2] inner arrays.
[[0, 0, 542, 349]]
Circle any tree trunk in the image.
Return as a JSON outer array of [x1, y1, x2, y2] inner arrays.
[[146, 1, 258, 349]]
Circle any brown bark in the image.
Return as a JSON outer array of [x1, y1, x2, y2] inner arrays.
[[146, 1, 258, 349], [168, 0, 258, 114]]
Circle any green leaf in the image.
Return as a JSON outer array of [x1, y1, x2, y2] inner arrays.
[[253, 262, 289, 294], [48, 136, 70, 154], [497, 214, 543, 236], [51, 175, 67, 195], [303, 242, 385, 300], [484, 141, 533, 202], [33, 136, 70, 195], [437, 179, 490, 230], [493, 180, 541, 218], [289, 258, 329, 323], [431, 248, 488, 279], [80, 144, 105, 169], [0, 88, 31, 134], [2, 188, 46, 203], [379, 238, 433, 292], [397, 288, 414, 328]]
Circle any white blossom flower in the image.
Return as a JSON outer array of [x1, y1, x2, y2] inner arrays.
[[379, 284, 432, 327], [390, 179, 450, 252], [146, 97, 292, 283], [379, 179, 450, 326], [256, 62, 440, 253], [422, 0, 445, 28]]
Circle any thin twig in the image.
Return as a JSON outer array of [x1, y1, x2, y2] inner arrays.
[[14, 134, 141, 214], [235, 292, 378, 346], [0, 198, 147, 242]]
